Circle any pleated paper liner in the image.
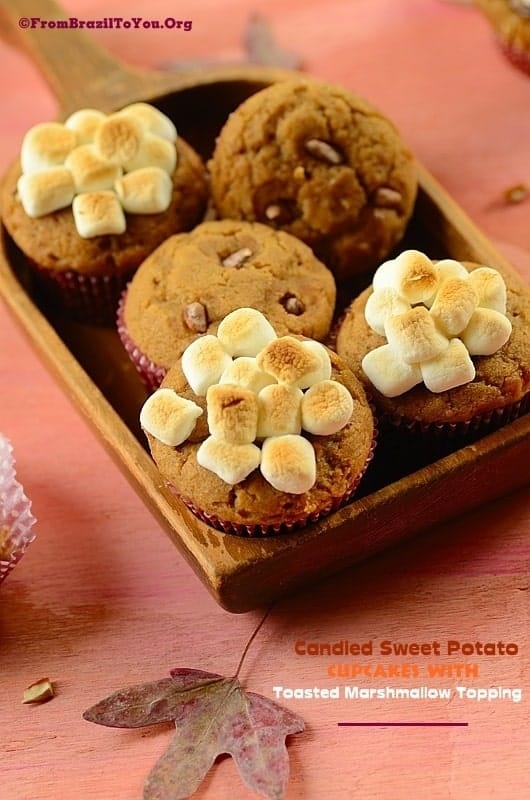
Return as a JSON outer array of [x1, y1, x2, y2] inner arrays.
[[0, 434, 37, 584], [116, 289, 167, 392]]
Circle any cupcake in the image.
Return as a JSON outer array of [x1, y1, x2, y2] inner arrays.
[[474, 0, 530, 74], [335, 250, 530, 437], [1, 103, 208, 324], [0, 434, 37, 584], [118, 219, 337, 391], [208, 79, 417, 282], [139, 308, 376, 536]]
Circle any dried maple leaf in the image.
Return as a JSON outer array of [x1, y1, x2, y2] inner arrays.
[[83, 668, 304, 800]]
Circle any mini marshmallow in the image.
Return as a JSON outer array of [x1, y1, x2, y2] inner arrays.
[[206, 384, 258, 444], [181, 335, 232, 396], [256, 336, 322, 387], [362, 344, 422, 398], [119, 103, 177, 142], [123, 133, 177, 175], [115, 167, 173, 214], [300, 340, 332, 384], [95, 113, 143, 165], [391, 250, 439, 304], [420, 338, 476, 393], [461, 308, 512, 356], [256, 384, 303, 438], [301, 380, 354, 435], [467, 267, 507, 314], [17, 167, 74, 217], [64, 109, 107, 144], [260, 435, 316, 494], [139, 388, 202, 446], [21, 122, 77, 173], [429, 278, 479, 337], [372, 258, 397, 290], [217, 308, 277, 357], [72, 190, 126, 237], [65, 144, 122, 192], [384, 307, 448, 364], [219, 357, 275, 393], [436, 258, 470, 282], [197, 436, 260, 484], [364, 287, 411, 336]]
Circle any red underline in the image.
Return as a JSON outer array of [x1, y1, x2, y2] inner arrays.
[[338, 722, 469, 727]]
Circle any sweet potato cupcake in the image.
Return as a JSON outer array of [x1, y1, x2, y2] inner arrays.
[[474, 0, 530, 74], [139, 308, 376, 536], [118, 219, 337, 390], [209, 79, 417, 282], [1, 103, 208, 324], [335, 250, 530, 438]]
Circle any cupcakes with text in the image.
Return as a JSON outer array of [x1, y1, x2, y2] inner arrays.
[[1, 103, 208, 324], [140, 308, 376, 536]]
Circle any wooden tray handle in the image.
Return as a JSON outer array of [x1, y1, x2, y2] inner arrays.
[[0, 0, 187, 115]]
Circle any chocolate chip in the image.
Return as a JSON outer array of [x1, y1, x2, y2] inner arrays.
[[304, 138, 343, 165], [374, 187, 403, 209], [183, 302, 208, 332], [263, 202, 295, 225], [281, 293, 305, 315], [221, 247, 253, 268]]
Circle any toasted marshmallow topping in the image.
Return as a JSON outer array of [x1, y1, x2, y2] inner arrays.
[[118, 102, 177, 142], [257, 336, 322, 387], [181, 335, 232, 396], [420, 338, 476, 393], [115, 167, 173, 214], [206, 384, 259, 444], [362, 253, 512, 396], [140, 388, 202, 446], [260, 435, 316, 494], [18, 103, 178, 236], [197, 437, 261, 484], [361, 345, 422, 398], [64, 109, 107, 144], [217, 308, 277, 357], [219, 357, 275, 393], [17, 167, 75, 217], [385, 307, 449, 364], [65, 144, 122, 193], [20, 122, 77, 173], [461, 308, 512, 356], [301, 380, 354, 435], [72, 190, 126, 237], [145, 311, 355, 495], [256, 384, 303, 438], [123, 134, 177, 175]]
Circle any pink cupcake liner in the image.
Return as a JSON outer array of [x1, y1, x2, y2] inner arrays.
[[0, 435, 37, 584], [116, 290, 167, 392], [382, 393, 530, 442], [32, 261, 135, 326], [168, 428, 378, 538]]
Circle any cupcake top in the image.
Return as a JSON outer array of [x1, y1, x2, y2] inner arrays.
[[335, 251, 530, 424], [17, 103, 178, 237], [141, 308, 355, 494], [360, 250, 512, 397]]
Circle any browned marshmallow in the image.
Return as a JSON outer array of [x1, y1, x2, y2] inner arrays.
[[384, 306, 448, 364], [17, 167, 75, 217], [65, 145, 122, 192], [256, 384, 303, 438], [21, 122, 77, 173], [64, 109, 107, 144], [429, 278, 479, 337], [123, 134, 177, 175], [206, 384, 259, 444], [95, 114, 143, 165], [301, 380, 354, 435], [256, 336, 321, 387], [393, 250, 439, 304], [115, 167, 173, 214], [72, 190, 126, 238]]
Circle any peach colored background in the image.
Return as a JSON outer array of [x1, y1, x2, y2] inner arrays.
[[1, 1, 529, 799]]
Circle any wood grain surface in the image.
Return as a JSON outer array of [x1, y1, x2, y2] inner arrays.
[[1, 1, 529, 799]]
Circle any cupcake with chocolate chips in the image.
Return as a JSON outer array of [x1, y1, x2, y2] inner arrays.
[[1, 103, 208, 324], [336, 250, 530, 438], [140, 308, 376, 536], [209, 79, 417, 282], [118, 219, 336, 390]]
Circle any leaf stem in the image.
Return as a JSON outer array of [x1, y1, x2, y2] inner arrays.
[[234, 605, 274, 680]]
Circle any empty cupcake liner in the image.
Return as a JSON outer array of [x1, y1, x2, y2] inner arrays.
[[116, 290, 167, 392], [0, 434, 37, 584]]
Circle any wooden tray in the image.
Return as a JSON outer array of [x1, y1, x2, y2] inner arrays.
[[1, 1, 529, 612]]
